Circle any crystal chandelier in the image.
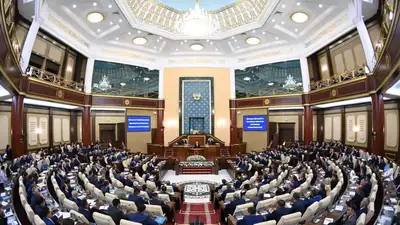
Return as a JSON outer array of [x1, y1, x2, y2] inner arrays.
[[176, 0, 218, 37]]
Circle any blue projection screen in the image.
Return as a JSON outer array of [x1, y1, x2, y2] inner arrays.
[[243, 115, 267, 131], [127, 116, 151, 132]]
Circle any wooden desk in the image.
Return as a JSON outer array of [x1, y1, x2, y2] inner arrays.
[[173, 145, 219, 159]]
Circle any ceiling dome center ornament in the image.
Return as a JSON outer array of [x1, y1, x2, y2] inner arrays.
[[176, 0, 219, 37]]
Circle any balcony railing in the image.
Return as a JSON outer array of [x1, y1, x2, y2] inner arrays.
[[27, 66, 84, 92], [310, 68, 368, 91], [236, 86, 303, 98], [91, 87, 159, 98]]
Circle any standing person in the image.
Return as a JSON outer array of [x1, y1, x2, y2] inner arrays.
[[4, 145, 12, 161], [0, 167, 7, 192]]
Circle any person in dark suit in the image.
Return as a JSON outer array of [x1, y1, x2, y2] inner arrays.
[[340, 204, 357, 225], [78, 200, 95, 223], [265, 200, 292, 222], [126, 204, 158, 225], [291, 192, 307, 214], [356, 198, 368, 217], [108, 199, 124, 225], [362, 174, 372, 197], [34, 197, 49, 218], [128, 188, 146, 205], [349, 187, 364, 209], [220, 184, 235, 201], [223, 194, 245, 220], [238, 207, 264, 225], [194, 141, 201, 148], [148, 193, 171, 216], [42, 208, 56, 225]]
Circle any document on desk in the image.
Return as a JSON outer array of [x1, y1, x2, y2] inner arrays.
[[1, 201, 8, 207], [323, 218, 334, 225], [99, 205, 109, 210], [335, 205, 344, 211]]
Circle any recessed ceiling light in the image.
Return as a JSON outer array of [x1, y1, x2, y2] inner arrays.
[[281, 21, 285, 25], [319, 4, 323, 8], [246, 37, 261, 45], [291, 12, 309, 23], [128, 32, 131, 35], [215, 48, 218, 51], [297, 2, 300, 6], [275, 37, 279, 40], [133, 37, 147, 45], [153, 46, 156, 49], [210, 42, 213, 45], [72, 4, 77, 8], [268, 82, 274, 86], [143, 77, 150, 81], [184, 39, 187, 42], [234, 39, 238, 42], [262, 31, 266, 35], [231, 36, 235, 39], [206, 40, 210, 42], [120, 82, 126, 86], [282, 4, 286, 8], [237, 46, 240, 49], [93, 2, 97, 6], [176, 49, 179, 51], [190, 43, 204, 51], [87, 12, 104, 23], [116, 37, 119, 40], [181, 42, 183, 45], [160, 37, 163, 40], [137, 30, 142, 34], [119, 19, 123, 23], [272, 19, 275, 22], [157, 39, 160, 42], [108, 4, 112, 8], [109, 21, 113, 25], [243, 77, 251, 81], [295, 29, 298, 32], [97, 29, 101, 32], [252, 30, 256, 33]]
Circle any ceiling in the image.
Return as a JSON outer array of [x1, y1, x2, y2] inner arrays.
[[19, 0, 379, 59], [155, 0, 238, 11]]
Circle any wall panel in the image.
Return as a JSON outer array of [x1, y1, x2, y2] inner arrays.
[[126, 109, 156, 153], [27, 113, 50, 149], [384, 108, 399, 152], [237, 108, 268, 152]]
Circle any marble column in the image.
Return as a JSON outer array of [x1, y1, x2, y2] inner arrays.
[[11, 94, 25, 157], [82, 106, 91, 146], [370, 93, 385, 156], [303, 106, 313, 145]]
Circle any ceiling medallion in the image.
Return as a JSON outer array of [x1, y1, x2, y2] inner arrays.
[[331, 89, 337, 97], [176, 0, 218, 37], [246, 37, 260, 45], [87, 12, 104, 23], [291, 12, 309, 23], [190, 43, 204, 51], [56, 89, 64, 99], [133, 37, 148, 45], [124, 99, 130, 106], [264, 99, 270, 105]]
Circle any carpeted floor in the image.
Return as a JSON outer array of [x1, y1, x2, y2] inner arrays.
[[175, 202, 220, 225]]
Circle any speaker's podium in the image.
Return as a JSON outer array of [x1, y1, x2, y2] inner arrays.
[[169, 134, 225, 159]]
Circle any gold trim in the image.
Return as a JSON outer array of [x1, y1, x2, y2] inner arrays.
[[309, 76, 367, 94], [230, 104, 303, 110], [27, 77, 85, 95], [91, 93, 161, 100], [235, 93, 302, 100], [93, 105, 164, 110]]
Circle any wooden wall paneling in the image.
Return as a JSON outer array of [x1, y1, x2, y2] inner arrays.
[[341, 107, 346, 143], [316, 110, 324, 143], [11, 95, 25, 157], [91, 114, 96, 143], [156, 109, 164, 145], [367, 108, 372, 152], [23, 106, 28, 154], [304, 106, 313, 144], [371, 93, 385, 156], [299, 114, 303, 142], [49, 109, 54, 149], [230, 107, 238, 144], [70, 110, 77, 143]]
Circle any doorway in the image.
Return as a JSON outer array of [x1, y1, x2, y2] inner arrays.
[[278, 123, 295, 145], [99, 124, 116, 144]]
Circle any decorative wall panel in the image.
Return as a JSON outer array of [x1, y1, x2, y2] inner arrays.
[[62, 118, 70, 142], [356, 114, 367, 143], [53, 118, 61, 143], [385, 111, 398, 148], [346, 115, 356, 142], [39, 117, 48, 144], [28, 117, 38, 146], [324, 117, 332, 140], [333, 116, 341, 141], [77, 116, 82, 142], [0, 116, 9, 150], [181, 80, 212, 134]]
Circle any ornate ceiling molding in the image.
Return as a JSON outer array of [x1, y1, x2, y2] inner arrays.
[[117, 0, 278, 39]]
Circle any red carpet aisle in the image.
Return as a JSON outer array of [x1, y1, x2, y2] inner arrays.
[[175, 202, 220, 225]]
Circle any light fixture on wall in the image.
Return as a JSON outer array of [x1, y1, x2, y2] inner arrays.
[[87, 12, 104, 23]]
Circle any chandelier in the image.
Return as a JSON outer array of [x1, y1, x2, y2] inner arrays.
[[176, 0, 218, 37]]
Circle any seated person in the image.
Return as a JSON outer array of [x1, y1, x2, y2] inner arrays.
[[238, 207, 264, 225], [34, 197, 49, 218], [42, 208, 57, 225], [349, 187, 364, 209], [128, 188, 146, 205], [126, 204, 158, 225], [361, 174, 372, 196], [220, 184, 235, 201], [356, 198, 368, 218], [108, 199, 124, 225], [291, 192, 307, 214], [79, 199, 95, 223], [194, 141, 201, 148], [148, 193, 171, 216], [265, 200, 292, 222], [215, 179, 228, 191], [69, 190, 80, 207], [339, 204, 357, 225], [222, 194, 245, 221], [305, 189, 322, 207]]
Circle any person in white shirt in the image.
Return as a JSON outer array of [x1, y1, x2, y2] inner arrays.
[[383, 163, 394, 181]]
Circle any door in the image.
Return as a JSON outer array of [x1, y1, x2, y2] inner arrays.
[[278, 123, 295, 145], [99, 124, 116, 144], [116, 123, 126, 148], [269, 122, 278, 148]]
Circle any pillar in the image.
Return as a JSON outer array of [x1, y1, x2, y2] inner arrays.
[[84, 58, 95, 94], [230, 68, 236, 99], [11, 94, 25, 157], [230, 101, 238, 145], [19, 19, 41, 72], [158, 68, 164, 99], [304, 106, 313, 145], [156, 110, 164, 145], [300, 57, 311, 92], [82, 106, 91, 146], [349, 0, 376, 71], [371, 93, 384, 156]]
